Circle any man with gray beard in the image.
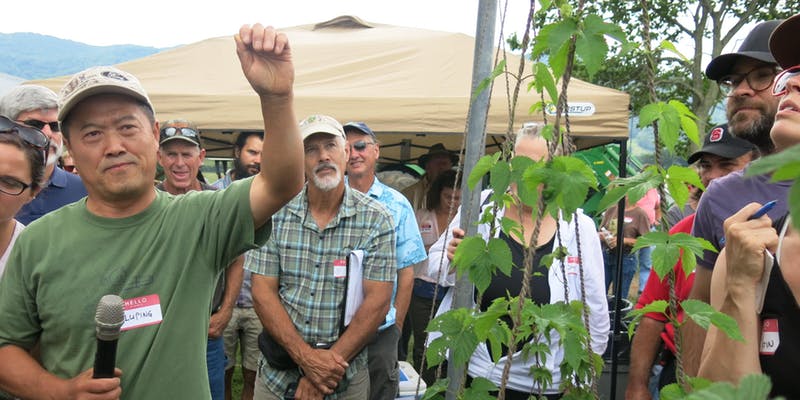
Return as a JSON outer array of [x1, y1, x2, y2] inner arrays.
[[0, 85, 87, 224], [246, 114, 396, 399], [680, 20, 792, 377]]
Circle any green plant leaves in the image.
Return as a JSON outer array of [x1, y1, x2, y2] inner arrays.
[[747, 143, 800, 231], [523, 156, 597, 220], [638, 100, 699, 151], [632, 232, 715, 280], [426, 308, 480, 367], [665, 165, 704, 210], [681, 299, 743, 342], [452, 235, 513, 294]]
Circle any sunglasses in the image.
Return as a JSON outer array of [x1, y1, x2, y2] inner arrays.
[[22, 119, 60, 132], [772, 65, 800, 96], [161, 127, 199, 138], [0, 115, 50, 165], [350, 140, 374, 152]]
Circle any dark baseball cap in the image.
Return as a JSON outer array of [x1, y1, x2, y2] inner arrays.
[[769, 13, 800, 69], [687, 123, 757, 164], [343, 121, 377, 140], [705, 20, 782, 80]]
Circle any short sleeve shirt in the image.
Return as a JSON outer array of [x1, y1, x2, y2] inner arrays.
[[245, 185, 396, 397]]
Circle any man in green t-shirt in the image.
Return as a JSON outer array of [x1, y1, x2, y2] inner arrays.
[[0, 24, 304, 400]]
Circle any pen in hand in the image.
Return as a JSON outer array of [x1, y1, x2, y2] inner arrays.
[[747, 200, 777, 221], [720, 200, 777, 246]]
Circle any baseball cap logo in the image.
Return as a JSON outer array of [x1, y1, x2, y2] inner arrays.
[[101, 70, 130, 82], [709, 127, 724, 142]]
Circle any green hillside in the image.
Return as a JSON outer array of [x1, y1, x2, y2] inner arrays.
[[0, 32, 164, 80]]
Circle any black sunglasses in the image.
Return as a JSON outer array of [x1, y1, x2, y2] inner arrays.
[[350, 140, 374, 152], [773, 64, 800, 96], [0, 115, 50, 165], [161, 127, 199, 139], [22, 119, 60, 132]]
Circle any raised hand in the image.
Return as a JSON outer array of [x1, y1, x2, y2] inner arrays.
[[235, 24, 294, 97]]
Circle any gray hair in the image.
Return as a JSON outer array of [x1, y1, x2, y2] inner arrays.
[[513, 122, 562, 157], [0, 85, 58, 120]]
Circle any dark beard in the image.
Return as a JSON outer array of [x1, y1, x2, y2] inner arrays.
[[726, 98, 776, 155], [233, 159, 257, 180]]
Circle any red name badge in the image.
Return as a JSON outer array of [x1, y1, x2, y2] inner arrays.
[[121, 294, 163, 331], [333, 259, 347, 279], [760, 318, 779, 355]]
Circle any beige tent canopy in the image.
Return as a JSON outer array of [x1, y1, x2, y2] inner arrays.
[[31, 16, 630, 162]]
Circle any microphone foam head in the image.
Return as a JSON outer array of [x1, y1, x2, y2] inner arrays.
[[95, 295, 125, 341]]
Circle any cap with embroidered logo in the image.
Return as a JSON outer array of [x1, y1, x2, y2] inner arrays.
[[58, 66, 153, 122]]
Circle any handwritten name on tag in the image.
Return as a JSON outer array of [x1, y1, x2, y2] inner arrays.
[[760, 318, 779, 355], [121, 294, 163, 331]]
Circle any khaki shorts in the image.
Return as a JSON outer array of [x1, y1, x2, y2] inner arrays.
[[223, 307, 262, 371]]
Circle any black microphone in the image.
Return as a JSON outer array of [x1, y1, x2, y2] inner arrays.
[[92, 295, 125, 379]]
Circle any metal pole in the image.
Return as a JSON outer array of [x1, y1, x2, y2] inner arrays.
[[608, 138, 629, 400], [446, 1, 496, 398]]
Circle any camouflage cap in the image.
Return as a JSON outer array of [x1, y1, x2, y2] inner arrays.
[[58, 66, 153, 121]]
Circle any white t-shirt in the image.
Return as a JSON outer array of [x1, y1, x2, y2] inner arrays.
[[0, 221, 24, 278]]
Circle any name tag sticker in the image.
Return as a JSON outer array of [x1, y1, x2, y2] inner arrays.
[[565, 256, 580, 275], [333, 259, 347, 279], [121, 294, 163, 331], [760, 318, 779, 355]]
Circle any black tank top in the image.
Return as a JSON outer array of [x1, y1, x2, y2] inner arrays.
[[759, 213, 800, 399], [481, 231, 555, 357]]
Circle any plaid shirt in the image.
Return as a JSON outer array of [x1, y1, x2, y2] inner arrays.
[[246, 185, 396, 397]]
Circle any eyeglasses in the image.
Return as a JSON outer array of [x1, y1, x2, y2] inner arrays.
[[0, 115, 50, 165], [22, 119, 60, 132], [718, 66, 779, 96], [0, 176, 33, 196], [160, 127, 200, 141], [350, 140, 374, 152], [63, 165, 77, 173], [772, 64, 800, 96]]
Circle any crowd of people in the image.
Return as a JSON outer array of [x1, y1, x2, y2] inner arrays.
[[0, 13, 798, 400]]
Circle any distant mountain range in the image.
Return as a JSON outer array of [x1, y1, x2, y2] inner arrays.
[[0, 32, 164, 81]]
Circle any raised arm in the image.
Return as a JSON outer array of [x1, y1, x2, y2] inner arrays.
[[235, 24, 304, 228], [698, 203, 778, 383]]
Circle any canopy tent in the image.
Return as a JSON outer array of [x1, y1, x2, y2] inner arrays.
[[30, 15, 630, 162]]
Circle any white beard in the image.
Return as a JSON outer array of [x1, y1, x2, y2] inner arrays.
[[311, 163, 342, 192], [47, 141, 64, 166]]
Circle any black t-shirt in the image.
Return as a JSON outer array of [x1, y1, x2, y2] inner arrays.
[[759, 213, 800, 399]]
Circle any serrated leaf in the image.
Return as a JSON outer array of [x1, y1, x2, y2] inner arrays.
[[489, 161, 511, 203], [562, 329, 585, 370], [468, 154, 496, 190], [534, 62, 559, 102], [575, 16, 609, 78], [541, 124, 555, 141], [462, 377, 498, 400], [420, 378, 448, 400], [549, 40, 571, 78], [472, 59, 506, 103], [658, 40, 688, 62], [638, 102, 662, 127], [487, 237, 513, 276], [733, 373, 773, 400], [665, 165, 704, 208], [426, 309, 480, 367], [681, 299, 743, 341], [452, 235, 486, 272], [746, 143, 800, 177]]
